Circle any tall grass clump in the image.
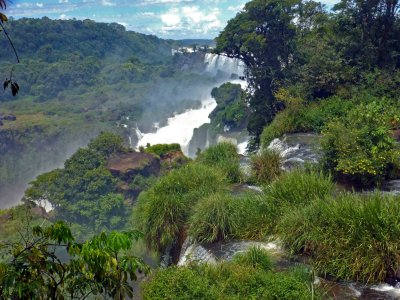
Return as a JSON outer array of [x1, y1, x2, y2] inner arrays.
[[234, 192, 279, 239], [250, 149, 282, 184], [196, 142, 242, 183], [265, 169, 334, 208], [233, 246, 273, 271], [142, 248, 321, 300], [189, 192, 279, 242], [189, 193, 238, 243], [278, 193, 400, 283], [134, 163, 228, 253]]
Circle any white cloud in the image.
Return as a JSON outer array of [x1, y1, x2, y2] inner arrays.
[[59, 13, 69, 20], [227, 4, 245, 12], [161, 8, 181, 26], [36, 3, 44, 8], [159, 6, 222, 36], [101, 0, 116, 6], [58, 0, 69, 3]]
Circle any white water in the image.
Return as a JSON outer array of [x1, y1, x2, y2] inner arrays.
[[204, 53, 245, 77], [136, 97, 217, 154], [135, 54, 248, 154]]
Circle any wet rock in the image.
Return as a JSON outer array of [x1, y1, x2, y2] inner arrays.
[[30, 206, 48, 218], [0, 120, 3, 126], [107, 151, 160, 181]]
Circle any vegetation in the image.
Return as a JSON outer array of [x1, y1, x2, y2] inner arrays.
[[216, 0, 400, 151], [209, 83, 248, 131], [144, 143, 182, 157], [142, 248, 320, 300], [0, 222, 148, 299], [278, 193, 400, 283], [189, 192, 238, 243], [321, 101, 400, 185], [134, 163, 228, 254], [24, 132, 129, 230], [196, 142, 242, 183], [250, 149, 282, 184], [265, 169, 334, 209]]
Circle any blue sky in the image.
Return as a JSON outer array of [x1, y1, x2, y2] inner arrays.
[[6, 0, 339, 39]]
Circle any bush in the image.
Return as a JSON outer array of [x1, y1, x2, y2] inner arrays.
[[189, 191, 280, 242], [250, 149, 282, 184], [264, 169, 334, 209], [321, 101, 400, 185], [233, 246, 273, 271], [144, 143, 182, 157], [133, 163, 228, 253], [189, 193, 238, 243], [278, 193, 400, 283], [142, 251, 320, 300], [233, 192, 278, 239], [196, 143, 242, 183]]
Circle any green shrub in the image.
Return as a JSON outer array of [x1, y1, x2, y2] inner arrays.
[[260, 106, 303, 147], [144, 143, 181, 157], [133, 163, 228, 253], [196, 143, 242, 183], [250, 149, 282, 184], [141, 266, 214, 300], [142, 258, 320, 300], [321, 101, 399, 185], [189, 193, 238, 243], [278, 193, 400, 283], [233, 192, 278, 239], [265, 169, 334, 208], [233, 246, 273, 271]]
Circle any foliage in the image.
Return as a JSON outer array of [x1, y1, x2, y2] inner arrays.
[[264, 169, 334, 209], [142, 250, 320, 300], [0, 222, 148, 299], [24, 132, 128, 229], [250, 148, 282, 183], [133, 163, 228, 253], [189, 193, 238, 243], [278, 193, 400, 283], [233, 192, 278, 239], [215, 0, 299, 148], [232, 246, 273, 271], [144, 143, 182, 157], [321, 101, 400, 185], [196, 142, 242, 183], [209, 82, 248, 130]]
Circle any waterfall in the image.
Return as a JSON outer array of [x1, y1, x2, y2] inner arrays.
[[204, 53, 245, 77]]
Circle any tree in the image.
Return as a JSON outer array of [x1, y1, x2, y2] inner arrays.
[[0, 222, 148, 299], [24, 133, 127, 230], [332, 0, 400, 68], [215, 0, 299, 149]]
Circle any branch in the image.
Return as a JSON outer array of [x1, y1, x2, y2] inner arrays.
[[0, 20, 20, 63]]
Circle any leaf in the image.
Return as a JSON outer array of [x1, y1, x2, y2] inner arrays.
[[3, 79, 9, 90], [0, 13, 8, 23], [11, 82, 19, 96]]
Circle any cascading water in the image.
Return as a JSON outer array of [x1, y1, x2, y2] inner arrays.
[[204, 53, 245, 78], [135, 53, 247, 155]]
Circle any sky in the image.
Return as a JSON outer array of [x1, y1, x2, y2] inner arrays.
[[6, 0, 339, 40]]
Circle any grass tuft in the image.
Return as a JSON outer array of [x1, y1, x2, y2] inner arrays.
[[278, 192, 400, 283]]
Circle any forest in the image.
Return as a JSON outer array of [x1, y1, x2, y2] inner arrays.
[[1, 0, 400, 299]]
